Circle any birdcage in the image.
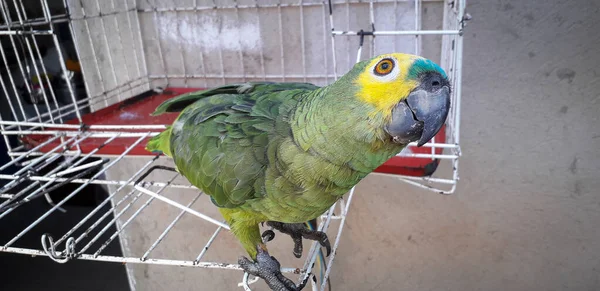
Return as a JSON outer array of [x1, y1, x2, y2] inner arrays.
[[0, 0, 467, 290]]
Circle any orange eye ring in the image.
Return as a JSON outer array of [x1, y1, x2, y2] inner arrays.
[[374, 58, 394, 76]]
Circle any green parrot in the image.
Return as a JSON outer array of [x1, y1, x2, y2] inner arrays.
[[146, 53, 451, 290]]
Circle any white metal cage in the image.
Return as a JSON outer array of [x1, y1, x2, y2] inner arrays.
[[0, 0, 467, 290]]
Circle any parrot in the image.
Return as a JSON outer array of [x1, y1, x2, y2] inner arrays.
[[145, 53, 451, 290]]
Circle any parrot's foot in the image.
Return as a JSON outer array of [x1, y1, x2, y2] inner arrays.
[[263, 221, 331, 258], [239, 245, 305, 291]]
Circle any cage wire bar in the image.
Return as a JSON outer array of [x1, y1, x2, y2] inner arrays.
[[0, 0, 467, 290]]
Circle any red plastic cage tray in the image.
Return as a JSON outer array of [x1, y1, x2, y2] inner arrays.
[[21, 87, 444, 177]]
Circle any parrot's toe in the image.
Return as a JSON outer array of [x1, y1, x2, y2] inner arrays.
[[266, 221, 331, 258], [301, 230, 331, 257], [262, 229, 276, 242], [239, 245, 305, 291]]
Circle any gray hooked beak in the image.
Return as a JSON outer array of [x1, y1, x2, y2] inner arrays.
[[385, 86, 450, 147]]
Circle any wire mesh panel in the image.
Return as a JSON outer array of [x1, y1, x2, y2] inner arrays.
[[66, 0, 149, 111], [0, 0, 468, 290]]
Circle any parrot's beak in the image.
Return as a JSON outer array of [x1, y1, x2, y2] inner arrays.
[[385, 73, 451, 147]]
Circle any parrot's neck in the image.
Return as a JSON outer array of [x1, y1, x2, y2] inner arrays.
[[290, 85, 404, 175]]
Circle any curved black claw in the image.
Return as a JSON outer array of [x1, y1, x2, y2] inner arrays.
[[239, 246, 305, 291], [301, 230, 331, 257], [262, 230, 276, 242], [266, 221, 331, 258]]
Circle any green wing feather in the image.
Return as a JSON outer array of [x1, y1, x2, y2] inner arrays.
[[146, 82, 319, 208], [150, 82, 319, 116]]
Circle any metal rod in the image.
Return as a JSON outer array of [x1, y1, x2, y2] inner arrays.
[[132, 0, 149, 77], [331, 30, 460, 35], [369, 0, 375, 57], [194, 225, 224, 263], [328, 0, 338, 80], [277, 2, 285, 81], [0, 14, 68, 29], [0, 130, 160, 137], [0, 172, 194, 189], [0, 246, 299, 272], [68, 8, 137, 21], [321, 2, 329, 84], [394, 0, 398, 51], [192, 0, 208, 88], [397, 175, 455, 194], [121, 0, 142, 79], [135, 0, 444, 13], [94, 0, 123, 102], [414, 0, 420, 54], [320, 187, 355, 290], [109, 0, 135, 99], [404, 142, 459, 149], [253, 0, 267, 81], [2, 120, 166, 129], [345, 0, 350, 70], [299, 0, 307, 82], [151, 3, 169, 87], [135, 185, 230, 230], [398, 153, 459, 159], [356, 42, 363, 63], [148, 73, 339, 79], [233, 0, 246, 82], [454, 0, 465, 146], [174, 6, 188, 87], [215, 5, 226, 86], [0, 30, 54, 35], [51, 159, 105, 177], [372, 172, 456, 184], [142, 193, 203, 260]]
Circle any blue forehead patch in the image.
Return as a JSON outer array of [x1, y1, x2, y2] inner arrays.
[[406, 58, 447, 79]]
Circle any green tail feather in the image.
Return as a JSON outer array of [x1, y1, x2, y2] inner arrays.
[[146, 126, 173, 157], [151, 83, 272, 116]]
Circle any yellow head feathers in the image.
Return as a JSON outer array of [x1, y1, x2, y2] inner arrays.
[[354, 53, 443, 119]]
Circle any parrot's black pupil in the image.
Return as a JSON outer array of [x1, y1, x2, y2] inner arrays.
[[374, 59, 394, 75]]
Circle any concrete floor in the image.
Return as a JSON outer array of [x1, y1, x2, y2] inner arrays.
[[113, 0, 600, 290]]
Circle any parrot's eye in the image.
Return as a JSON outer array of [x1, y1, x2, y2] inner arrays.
[[374, 58, 395, 76]]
